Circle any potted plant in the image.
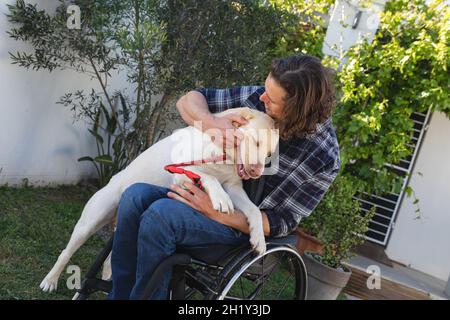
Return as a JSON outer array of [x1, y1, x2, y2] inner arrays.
[[298, 174, 375, 300], [295, 227, 324, 255]]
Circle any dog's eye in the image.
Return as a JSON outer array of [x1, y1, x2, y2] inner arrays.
[[256, 141, 260, 147]]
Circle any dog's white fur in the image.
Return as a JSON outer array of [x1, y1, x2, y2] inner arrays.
[[40, 107, 279, 292]]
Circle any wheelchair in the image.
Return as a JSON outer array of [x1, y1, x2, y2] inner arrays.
[[72, 178, 308, 300], [72, 233, 307, 300]]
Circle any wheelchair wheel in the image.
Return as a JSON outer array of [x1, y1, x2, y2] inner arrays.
[[215, 245, 307, 300]]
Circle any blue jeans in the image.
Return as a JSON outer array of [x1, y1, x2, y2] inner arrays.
[[108, 183, 249, 300]]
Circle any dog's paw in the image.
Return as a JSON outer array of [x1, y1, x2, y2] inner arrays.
[[208, 188, 234, 214], [40, 276, 58, 292], [249, 229, 267, 255], [247, 216, 266, 254], [250, 234, 267, 255]]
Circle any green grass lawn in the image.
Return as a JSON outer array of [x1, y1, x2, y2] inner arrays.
[[0, 184, 353, 301], [0, 184, 108, 300]]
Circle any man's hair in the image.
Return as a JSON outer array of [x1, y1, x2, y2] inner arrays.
[[269, 54, 336, 141]]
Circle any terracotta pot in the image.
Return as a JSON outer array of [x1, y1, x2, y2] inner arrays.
[[295, 228, 324, 255]]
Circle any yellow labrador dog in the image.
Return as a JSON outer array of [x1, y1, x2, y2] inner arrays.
[[40, 107, 279, 292]]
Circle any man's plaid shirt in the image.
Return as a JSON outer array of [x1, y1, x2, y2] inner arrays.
[[194, 86, 341, 237]]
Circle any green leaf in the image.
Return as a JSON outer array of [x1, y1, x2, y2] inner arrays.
[[404, 186, 413, 197], [99, 102, 111, 125], [94, 155, 114, 165], [88, 129, 104, 144], [77, 156, 94, 162]]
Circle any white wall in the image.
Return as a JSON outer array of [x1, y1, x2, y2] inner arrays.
[[0, 0, 129, 186], [323, 0, 386, 63], [386, 112, 450, 282]]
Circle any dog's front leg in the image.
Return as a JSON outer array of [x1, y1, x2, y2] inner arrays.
[[191, 172, 235, 214], [173, 171, 234, 214], [223, 182, 266, 254]]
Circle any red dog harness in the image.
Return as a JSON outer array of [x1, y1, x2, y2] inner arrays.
[[164, 154, 228, 192]]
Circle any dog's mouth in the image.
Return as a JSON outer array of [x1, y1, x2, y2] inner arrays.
[[236, 163, 251, 180], [235, 146, 260, 180]]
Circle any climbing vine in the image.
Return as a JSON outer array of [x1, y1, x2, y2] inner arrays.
[[334, 0, 449, 195]]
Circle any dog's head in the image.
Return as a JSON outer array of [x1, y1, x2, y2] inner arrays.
[[219, 107, 279, 180]]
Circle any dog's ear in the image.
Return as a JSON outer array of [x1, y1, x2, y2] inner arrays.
[[240, 108, 254, 121], [269, 129, 280, 153], [232, 108, 254, 128]]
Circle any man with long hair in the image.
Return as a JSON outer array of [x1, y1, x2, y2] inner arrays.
[[109, 54, 340, 299]]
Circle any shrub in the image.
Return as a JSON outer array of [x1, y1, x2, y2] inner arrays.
[[301, 174, 375, 269]]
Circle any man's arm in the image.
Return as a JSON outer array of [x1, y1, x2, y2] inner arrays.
[[218, 209, 271, 236], [176, 86, 263, 128], [176, 90, 248, 147], [176, 91, 217, 130], [265, 163, 339, 237]]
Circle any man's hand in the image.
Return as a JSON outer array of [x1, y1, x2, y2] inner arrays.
[[176, 91, 248, 149], [167, 182, 223, 222], [168, 181, 271, 236], [205, 113, 248, 149]]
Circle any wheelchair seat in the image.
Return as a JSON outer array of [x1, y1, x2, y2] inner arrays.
[[176, 234, 298, 265], [177, 243, 242, 265]]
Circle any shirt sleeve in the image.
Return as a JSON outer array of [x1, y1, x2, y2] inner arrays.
[[264, 159, 340, 238], [194, 86, 262, 114]]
